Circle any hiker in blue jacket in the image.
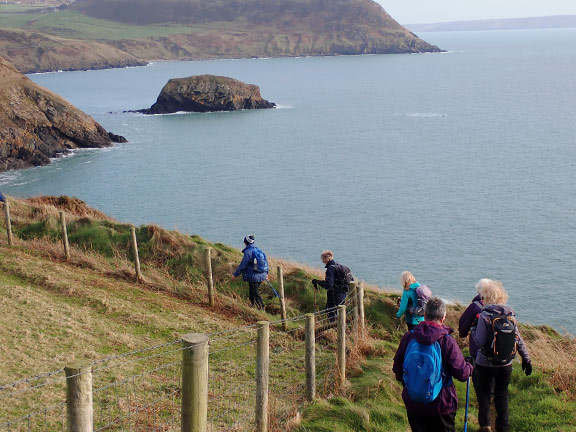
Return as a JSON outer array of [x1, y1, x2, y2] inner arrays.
[[396, 271, 425, 331], [311, 250, 348, 322], [233, 235, 268, 309]]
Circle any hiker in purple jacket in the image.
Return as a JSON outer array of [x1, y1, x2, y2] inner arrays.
[[471, 281, 532, 432], [458, 278, 493, 358], [393, 297, 474, 432]]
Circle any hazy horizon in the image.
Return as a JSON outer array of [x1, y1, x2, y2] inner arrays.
[[376, 0, 576, 24]]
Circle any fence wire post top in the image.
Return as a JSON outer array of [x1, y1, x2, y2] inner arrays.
[[65, 362, 92, 374], [182, 334, 210, 346]]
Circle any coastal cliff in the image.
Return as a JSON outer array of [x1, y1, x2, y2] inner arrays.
[[0, 0, 441, 73], [0, 55, 126, 173], [140, 75, 275, 114]]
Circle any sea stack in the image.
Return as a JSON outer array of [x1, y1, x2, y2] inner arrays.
[[140, 75, 276, 114], [0, 55, 126, 173]]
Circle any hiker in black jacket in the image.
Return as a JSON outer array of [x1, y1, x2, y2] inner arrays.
[[311, 250, 348, 322]]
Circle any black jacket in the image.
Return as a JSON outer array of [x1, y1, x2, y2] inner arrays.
[[317, 259, 346, 292]]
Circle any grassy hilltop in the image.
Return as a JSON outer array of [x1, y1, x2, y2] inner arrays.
[[0, 196, 575, 431], [0, 0, 440, 73]]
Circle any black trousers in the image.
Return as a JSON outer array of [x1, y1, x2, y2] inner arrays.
[[248, 281, 264, 309], [407, 411, 456, 432], [473, 364, 513, 432], [325, 290, 347, 321]]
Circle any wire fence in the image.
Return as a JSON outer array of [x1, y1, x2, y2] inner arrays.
[[0, 285, 364, 432]]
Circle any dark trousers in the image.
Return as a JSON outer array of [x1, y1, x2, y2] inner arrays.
[[473, 365, 513, 432], [407, 411, 456, 432], [407, 322, 416, 331], [326, 290, 347, 321], [248, 281, 264, 309]]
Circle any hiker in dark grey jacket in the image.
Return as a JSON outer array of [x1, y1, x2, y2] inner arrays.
[[393, 297, 473, 432], [311, 250, 347, 322], [471, 280, 532, 432]]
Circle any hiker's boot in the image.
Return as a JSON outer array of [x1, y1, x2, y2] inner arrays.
[[478, 427, 492, 432]]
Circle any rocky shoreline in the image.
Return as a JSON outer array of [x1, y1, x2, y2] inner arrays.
[[0, 55, 127, 173]]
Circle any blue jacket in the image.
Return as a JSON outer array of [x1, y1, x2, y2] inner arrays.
[[233, 244, 268, 283], [396, 282, 425, 325]]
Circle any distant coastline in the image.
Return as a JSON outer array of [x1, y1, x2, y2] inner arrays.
[[406, 14, 576, 32]]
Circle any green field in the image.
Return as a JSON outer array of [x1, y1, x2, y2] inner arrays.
[[0, 8, 196, 40]]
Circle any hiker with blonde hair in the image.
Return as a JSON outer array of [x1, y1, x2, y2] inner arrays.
[[471, 280, 532, 432], [396, 271, 428, 331]]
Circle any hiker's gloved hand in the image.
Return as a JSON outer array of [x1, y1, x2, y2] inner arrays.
[[312, 279, 318, 289], [465, 356, 475, 367], [522, 359, 533, 376]]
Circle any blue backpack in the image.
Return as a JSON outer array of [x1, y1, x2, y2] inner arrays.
[[252, 247, 269, 273], [402, 335, 449, 404]]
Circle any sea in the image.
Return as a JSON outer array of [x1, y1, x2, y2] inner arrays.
[[1, 29, 575, 333]]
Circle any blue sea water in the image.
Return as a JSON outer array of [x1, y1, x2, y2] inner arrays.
[[2, 29, 575, 332]]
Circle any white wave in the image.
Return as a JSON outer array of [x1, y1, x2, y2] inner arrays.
[[406, 112, 448, 118], [274, 104, 294, 109]]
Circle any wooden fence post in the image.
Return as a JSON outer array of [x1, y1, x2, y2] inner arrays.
[[305, 313, 316, 401], [256, 321, 270, 432], [337, 305, 346, 386], [358, 281, 365, 338], [65, 363, 93, 432], [205, 248, 214, 306], [60, 211, 70, 261], [3, 198, 13, 246], [130, 226, 143, 282], [350, 281, 358, 325], [277, 266, 287, 331], [181, 333, 209, 432]]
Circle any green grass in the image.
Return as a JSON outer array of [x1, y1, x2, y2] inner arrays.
[[0, 9, 198, 40], [3, 199, 576, 431]]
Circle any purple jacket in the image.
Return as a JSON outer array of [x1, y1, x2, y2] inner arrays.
[[471, 304, 531, 367], [393, 322, 473, 415], [458, 295, 483, 357]]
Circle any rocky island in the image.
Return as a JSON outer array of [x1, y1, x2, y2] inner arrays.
[[139, 75, 275, 114], [0, 55, 126, 173]]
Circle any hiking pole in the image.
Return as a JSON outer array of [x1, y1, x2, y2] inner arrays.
[[265, 280, 280, 298], [464, 376, 471, 432]]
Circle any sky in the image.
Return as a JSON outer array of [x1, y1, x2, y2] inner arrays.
[[376, 0, 576, 24]]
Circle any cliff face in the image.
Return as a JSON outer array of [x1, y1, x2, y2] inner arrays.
[[0, 0, 440, 73], [0, 56, 126, 173], [141, 75, 275, 114], [70, 0, 440, 55], [0, 29, 146, 74]]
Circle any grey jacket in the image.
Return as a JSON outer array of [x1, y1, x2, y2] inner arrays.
[[471, 304, 531, 367]]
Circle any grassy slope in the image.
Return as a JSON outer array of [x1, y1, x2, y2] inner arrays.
[[1, 196, 575, 431]]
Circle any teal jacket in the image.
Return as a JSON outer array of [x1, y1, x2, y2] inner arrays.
[[396, 282, 425, 325]]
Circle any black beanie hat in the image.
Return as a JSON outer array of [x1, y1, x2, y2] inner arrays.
[[244, 235, 255, 245]]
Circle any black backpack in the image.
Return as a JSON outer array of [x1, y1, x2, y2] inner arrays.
[[481, 311, 518, 365], [331, 263, 354, 292]]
